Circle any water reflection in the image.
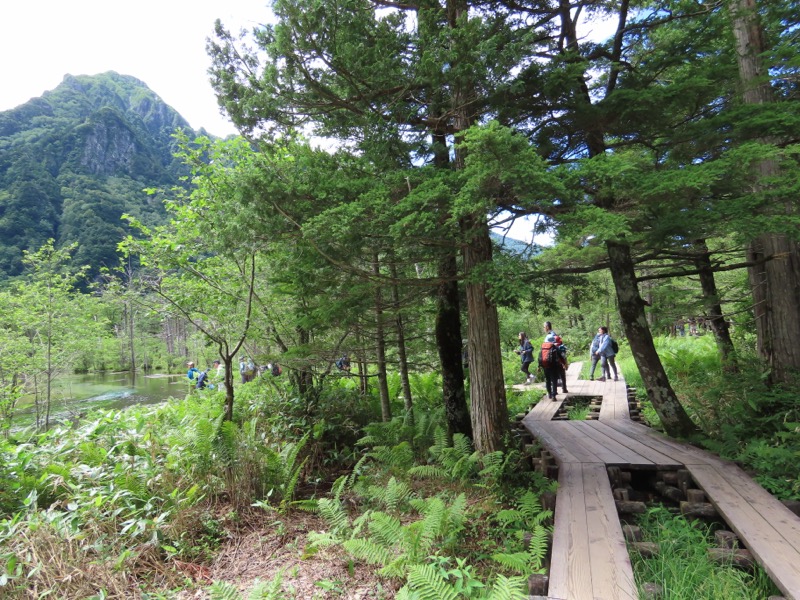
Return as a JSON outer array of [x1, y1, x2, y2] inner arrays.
[[14, 371, 192, 428]]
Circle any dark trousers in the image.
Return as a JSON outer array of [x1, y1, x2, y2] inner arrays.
[[589, 355, 600, 379], [601, 355, 618, 379], [543, 367, 559, 398]]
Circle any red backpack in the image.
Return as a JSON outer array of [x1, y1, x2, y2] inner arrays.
[[540, 342, 559, 368]]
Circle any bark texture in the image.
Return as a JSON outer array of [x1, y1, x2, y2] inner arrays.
[[607, 241, 696, 437]]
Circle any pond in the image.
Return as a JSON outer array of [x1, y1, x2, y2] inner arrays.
[[13, 371, 193, 429]]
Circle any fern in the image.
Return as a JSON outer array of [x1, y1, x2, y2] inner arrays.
[[342, 538, 395, 566], [208, 581, 241, 600], [315, 497, 351, 535], [247, 571, 286, 599], [370, 476, 413, 512], [367, 511, 404, 548], [406, 465, 448, 480], [405, 564, 459, 600], [491, 551, 531, 574], [485, 574, 528, 600]]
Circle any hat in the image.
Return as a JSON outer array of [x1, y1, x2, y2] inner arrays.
[[187, 361, 194, 367]]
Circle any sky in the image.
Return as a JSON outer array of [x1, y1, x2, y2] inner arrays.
[[1, 2, 613, 245], [0, 0, 271, 137]]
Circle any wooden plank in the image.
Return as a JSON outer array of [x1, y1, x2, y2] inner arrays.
[[527, 393, 564, 421], [561, 421, 635, 466], [688, 464, 800, 599], [548, 463, 593, 600], [604, 420, 715, 466], [523, 421, 600, 465], [549, 463, 638, 600], [568, 421, 656, 467], [598, 379, 630, 421], [589, 423, 683, 468], [582, 463, 638, 599]]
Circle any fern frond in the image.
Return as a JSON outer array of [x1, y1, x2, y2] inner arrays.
[[342, 538, 395, 566], [367, 512, 403, 548], [486, 574, 528, 600], [406, 465, 449, 480], [208, 580, 242, 600], [429, 427, 449, 460], [383, 476, 413, 512], [525, 526, 550, 568], [491, 551, 531, 574], [379, 554, 412, 579], [405, 564, 459, 600], [316, 497, 350, 534], [247, 570, 285, 599]]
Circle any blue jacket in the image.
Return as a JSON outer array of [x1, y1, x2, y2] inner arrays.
[[519, 339, 534, 364], [590, 333, 602, 356], [597, 334, 616, 357]]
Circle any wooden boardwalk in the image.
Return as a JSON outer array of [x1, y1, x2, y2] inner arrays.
[[520, 362, 800, 600]]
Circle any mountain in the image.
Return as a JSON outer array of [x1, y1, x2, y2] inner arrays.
[[0, 72, 204, 281]]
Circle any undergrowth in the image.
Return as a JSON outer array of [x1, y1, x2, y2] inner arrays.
[[630, 506, 780, 599]]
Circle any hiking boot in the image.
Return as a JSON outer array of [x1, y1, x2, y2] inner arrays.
[[597, 377, 606, 382], [562, 389, 569, 394], [614, 377, 619, 381]]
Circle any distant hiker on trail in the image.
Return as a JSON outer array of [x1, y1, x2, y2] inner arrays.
[[335, 354, 351, 372], [186, 361, 199, 381], [589, 328, 603, 381], [239, 357, 247, 384], [554, 335, 569, 394], [596, 326, 619, 382], [515, 332, 535, 384], [195, 368, 210, 390], [246, 357, 256, 382], [539, 327, 561, 401]]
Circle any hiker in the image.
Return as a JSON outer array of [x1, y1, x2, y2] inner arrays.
[[239, 357, 248, 384], [539, 332, 561, 401], [335, 354, 351, 372], [596, 326, 619, 381], [186, 361, 199, 381], [589, 327, 603, 380], [246, 357, 256, 382], [554, 335, 569, 394], [195, 368, 210, 390], [515, 332, 535, 384]]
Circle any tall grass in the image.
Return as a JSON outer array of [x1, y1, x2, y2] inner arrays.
[[632, 507, 780, 599]]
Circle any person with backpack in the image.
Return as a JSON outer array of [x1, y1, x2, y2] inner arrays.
[[195, 368, 210, 390], [515, 332, 535, 384], [589, 328, 604, 380], [538, 330, 561, 400], [554, 335, 569, 394], [186, 361, 199, 381], [596, 326, 619, 381]]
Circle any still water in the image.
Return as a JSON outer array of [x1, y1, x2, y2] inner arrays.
[[15, 371, 193, 428]]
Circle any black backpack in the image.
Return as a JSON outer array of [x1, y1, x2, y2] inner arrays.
[[610, 338, 619, 353]]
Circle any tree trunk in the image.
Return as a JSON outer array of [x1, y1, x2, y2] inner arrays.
[[127, 300, 136, 372], [373, 255, 391, 421], [390, 262, 413, 414], [435, 253, 472, 439], [606, 241, 697, 437], [693, 240, 738, 372], [463, 217, 508, 452], [730, 0, 800, 384]]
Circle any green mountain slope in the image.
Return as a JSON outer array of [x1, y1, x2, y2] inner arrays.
[[0, 72, 202, 280]]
